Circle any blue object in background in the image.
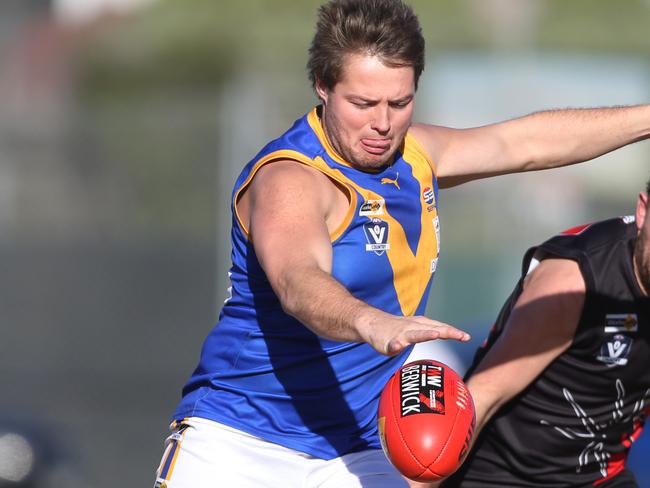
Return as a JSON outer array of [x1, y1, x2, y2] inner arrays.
[[628, 429, 650, 488]]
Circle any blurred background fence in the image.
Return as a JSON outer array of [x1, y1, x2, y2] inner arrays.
[[1, 0, 649, 486]]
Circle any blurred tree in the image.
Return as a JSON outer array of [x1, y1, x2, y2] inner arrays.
[[72, 0, 650, 239], [540, 0, 650, 54], [78, 0, 323, 100], [78, 0, 650, 100]]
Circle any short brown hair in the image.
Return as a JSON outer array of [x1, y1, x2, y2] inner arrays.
[[307, 0, 425, 92]]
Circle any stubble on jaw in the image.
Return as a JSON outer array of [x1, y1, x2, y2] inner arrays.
[[320, 109, 400, 171], [633, 229, 650, 296], [322, 112, 395, 171]]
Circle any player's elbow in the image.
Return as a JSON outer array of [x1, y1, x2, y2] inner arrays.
[[268, 266, 313, 320], [466, 380, 513, 429]]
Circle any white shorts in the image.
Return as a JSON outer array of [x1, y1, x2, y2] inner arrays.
[[153, 417, 408, 488]]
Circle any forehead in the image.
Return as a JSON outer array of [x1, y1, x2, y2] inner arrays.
[[336, 53, 415, 98]]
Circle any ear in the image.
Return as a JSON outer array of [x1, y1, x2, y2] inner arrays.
[[315, 79, 330, 105], [636, 192, 648, 233]]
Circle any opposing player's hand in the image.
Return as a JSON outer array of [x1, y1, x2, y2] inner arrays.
[[357, 311, 470, 356]]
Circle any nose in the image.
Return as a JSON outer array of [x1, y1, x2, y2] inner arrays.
[[370, 105, 390, 134]]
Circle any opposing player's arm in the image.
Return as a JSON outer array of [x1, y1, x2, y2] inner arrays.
[[468, 257, 585, 437], [409, 105, 650, 188], [240, 160, 470, 355], [416, 257, 585, 488]]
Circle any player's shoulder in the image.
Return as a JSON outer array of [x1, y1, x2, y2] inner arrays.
[[544, 216, 635, 253], [407, 123, 454, 157], [252, 159, 329, 190], [248, 159, 343, 217], [523, 216, 634, 274]]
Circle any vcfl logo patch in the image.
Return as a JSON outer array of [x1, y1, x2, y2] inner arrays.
[[597, 334, 633, 366], [363, 219, 390, 255]]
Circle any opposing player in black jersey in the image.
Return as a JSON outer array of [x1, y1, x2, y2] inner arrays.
[[441, 180, 650, 487]]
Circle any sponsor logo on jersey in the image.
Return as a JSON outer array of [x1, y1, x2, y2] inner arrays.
[[430, 258, 438, 274], [399, 363, 445, 416], [422, 186, 436, 206], [380, 172, 400, 190], [224, 271, 233, 304], [604, 314, 638, 333], [359, 199, 385, 216], [433, 216, 440, 254], [596, 334, 633, 366], [363, 219, 390, 255]]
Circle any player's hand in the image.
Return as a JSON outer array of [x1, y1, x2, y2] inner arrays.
[[356, 311, 470, 356]]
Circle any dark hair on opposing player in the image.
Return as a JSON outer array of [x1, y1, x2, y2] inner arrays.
[[307, 0, 425, 92]]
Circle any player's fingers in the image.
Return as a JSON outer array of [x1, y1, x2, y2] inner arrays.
[[385, 329, 441, 356], [385, 338, 409, 356], [410, 317, 470, 342], [383, 321, 470, 356], [432, 324, 471, 342]]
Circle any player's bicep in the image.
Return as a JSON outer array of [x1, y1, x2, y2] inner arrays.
[[247, 161, 333, 286], [468, 258, 585, 425], [409, 123, 521, 188]]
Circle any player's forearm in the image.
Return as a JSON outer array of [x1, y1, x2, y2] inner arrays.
[[464, 375, 508, 439], [433, 104, 650, 187], [502, 104, 650, 171], [274, 264, 388, 344]]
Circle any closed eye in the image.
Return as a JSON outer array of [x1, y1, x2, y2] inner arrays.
[[350, 100, 376, 109], [389, 98, 413, 109]]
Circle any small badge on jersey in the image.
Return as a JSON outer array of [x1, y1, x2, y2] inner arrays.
[[359, 199, 385, 216], [400, 362, 445, 416], [363, 219, 390, 255], [596, 334, 633, 366], [423, 186, 436, 211], [604, 313, 638, 333], [430, 258, 438, 274]]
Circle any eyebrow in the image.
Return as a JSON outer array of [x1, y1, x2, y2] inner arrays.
[[346, 94, 414, 104]]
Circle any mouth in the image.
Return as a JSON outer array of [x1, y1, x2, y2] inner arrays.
[[360, 138, 391, 155]]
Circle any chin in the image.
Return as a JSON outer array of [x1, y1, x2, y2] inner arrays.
[[354, 151, 395, 170], [354, 159, 390, 171]]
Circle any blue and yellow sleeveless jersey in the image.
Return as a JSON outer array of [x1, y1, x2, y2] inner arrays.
[[173, 107, 441, 460]]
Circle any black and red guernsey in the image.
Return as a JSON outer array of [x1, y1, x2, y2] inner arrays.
[[445, 216, 650, 487]]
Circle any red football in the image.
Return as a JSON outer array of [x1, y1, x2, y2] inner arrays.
[[377, 359, 476, 482]]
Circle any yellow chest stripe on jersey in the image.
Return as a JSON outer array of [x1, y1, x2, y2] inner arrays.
[[324, 158, 439, 316], [233, 142, 439, 316]]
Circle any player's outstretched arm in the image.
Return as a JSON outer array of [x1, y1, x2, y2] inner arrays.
[[410, 104, 650, 188], [241, 160, 470, 355]]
